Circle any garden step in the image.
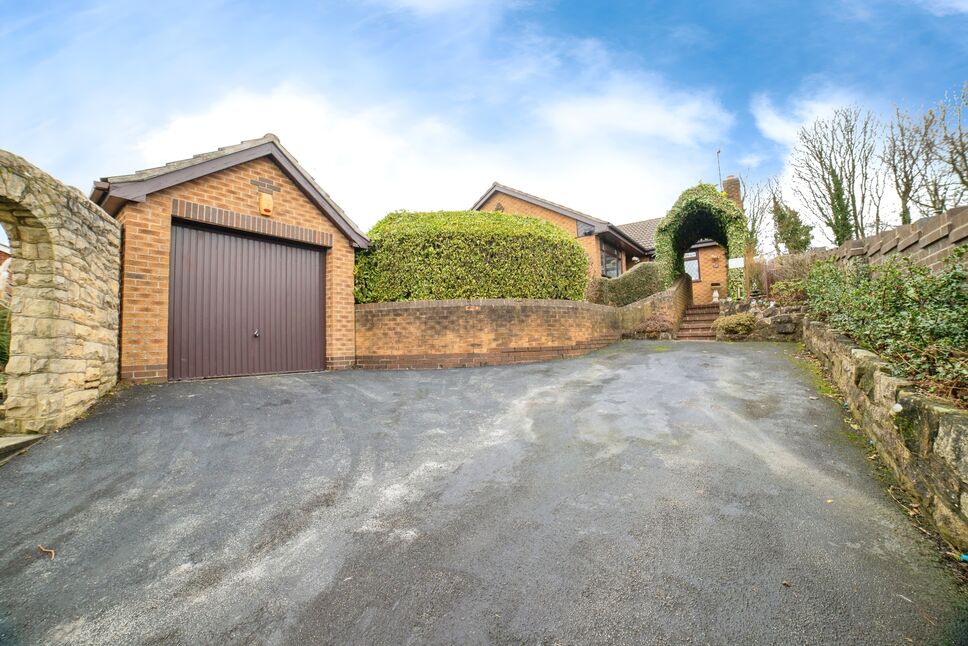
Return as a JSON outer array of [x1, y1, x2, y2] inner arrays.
[[682, 314, 719, 322], [0, 434, 43, 465]]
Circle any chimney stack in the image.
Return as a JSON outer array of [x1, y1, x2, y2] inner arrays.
[[723, 175, 743, 211]]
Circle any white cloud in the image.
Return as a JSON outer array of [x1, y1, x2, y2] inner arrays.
[[737, 153, 767, 169], [537, 74, 733, 147], [136, 81, 732, 232], [906, 0, 968, 14], [366, 0, 512, 14], [750, 87, 857, 149]]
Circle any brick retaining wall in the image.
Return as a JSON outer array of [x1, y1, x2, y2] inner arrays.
[[355, 276, 692, 370]]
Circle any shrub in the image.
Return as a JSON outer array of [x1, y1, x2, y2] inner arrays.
[[714, 312, 756, 337], [355, 210, 589, 303], [770, 280, 806, 306], [803, 247, 968, 401], [639, 314, 673, 339], [588, 262, 665, 306]]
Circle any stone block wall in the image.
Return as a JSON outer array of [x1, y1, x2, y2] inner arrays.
[[355, 275, 693, 369], [718, 301, 805, 341], [0, 150, 121, 433], [804, 320, 968, 549]]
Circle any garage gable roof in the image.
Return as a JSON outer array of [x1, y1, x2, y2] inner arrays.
[[91, 134, 370, 249], [470, 182, 650, 256]]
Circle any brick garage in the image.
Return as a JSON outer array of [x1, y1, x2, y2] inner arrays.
[[91, 135, 369, 382]]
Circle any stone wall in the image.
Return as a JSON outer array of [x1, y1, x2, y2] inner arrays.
[[355, 275, 692, 370], [0, 150, 121, 433], [804, 320, 968, 549], [822, 206, 968, 271], [718, 300, 805, 341]]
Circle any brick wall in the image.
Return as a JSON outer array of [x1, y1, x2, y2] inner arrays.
[[823, 206, 968, 271], [116, 157, 357, 381], [355, 275, 693, 370], [691, 245, 728, 304]]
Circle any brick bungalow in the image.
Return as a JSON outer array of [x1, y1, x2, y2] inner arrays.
[[616, 218, 729, 304], [471, 183, 651, 279], [91, 134, 369, 382]]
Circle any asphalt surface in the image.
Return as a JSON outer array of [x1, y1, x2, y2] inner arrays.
[[1, 341, 965, 645]]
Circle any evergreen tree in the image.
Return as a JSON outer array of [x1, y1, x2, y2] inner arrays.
[[828, 169, 855, 245], [772, 197, 813, 253]]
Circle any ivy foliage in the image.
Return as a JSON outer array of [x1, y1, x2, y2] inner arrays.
[[354, 210, 589, 303], [803, 247, 968, 401], [654, 183, 746, 287], [587, 262, 665, 307]]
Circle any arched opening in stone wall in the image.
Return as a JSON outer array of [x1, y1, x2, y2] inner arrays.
[[0, 151, 122, 434]]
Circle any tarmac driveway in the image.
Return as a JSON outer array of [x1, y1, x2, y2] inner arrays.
[[1, 341, 965, 644]]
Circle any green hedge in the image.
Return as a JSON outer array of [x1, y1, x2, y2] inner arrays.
[[804, 247, 967, 401], [355, 210, 589, 303], [587, 262, 665, 306]]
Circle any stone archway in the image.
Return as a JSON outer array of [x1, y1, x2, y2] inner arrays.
[[0, 150, 121, 434], [654, 183, 747, 294]]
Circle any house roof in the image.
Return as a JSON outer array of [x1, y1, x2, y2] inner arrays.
[[90, 134, 370, 249], [617, 217, 722, 253], [471, 182, 650, 256], [616, 217, 662, 252]]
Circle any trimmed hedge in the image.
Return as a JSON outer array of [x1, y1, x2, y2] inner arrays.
[[354, 210, 589, 303], [587, 261, 665, 306], [715, 312, 756, 336]]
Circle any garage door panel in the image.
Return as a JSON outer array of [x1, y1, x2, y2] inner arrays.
[[169, 222, 325, 380]]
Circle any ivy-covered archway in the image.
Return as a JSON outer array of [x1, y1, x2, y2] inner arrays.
[[654, 183, 746, 294]]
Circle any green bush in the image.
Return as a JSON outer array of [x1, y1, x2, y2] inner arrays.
[[771, 280, 806, 306], [354, 210, 589, 303], [588, 262, 665, 306], [714, 312, 756, 336], [804, 247, 968, 401]]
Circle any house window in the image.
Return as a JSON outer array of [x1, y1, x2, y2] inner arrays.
[[577, 221, 595, 237], [601, 241, 622, 278], [683, 250, 700, 281]]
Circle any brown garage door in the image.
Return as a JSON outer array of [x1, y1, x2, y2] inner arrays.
[[168, 221, 326, 380]]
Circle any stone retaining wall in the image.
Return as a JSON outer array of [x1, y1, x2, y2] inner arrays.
[[804, 320, 968, 549], [718, 301, 805, 341], [355, 275, 692, 370], [0, 150, 121, 433]]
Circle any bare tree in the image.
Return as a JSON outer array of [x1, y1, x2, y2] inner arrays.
[[883, 106, 925, 224], [914, 108, 965, 216], [938, 82, 968, 194], [740, 176, 772, 255], [791, 107, 883, 245]]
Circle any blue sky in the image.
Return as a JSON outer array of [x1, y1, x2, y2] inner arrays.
[[1, 0, 966, 231]]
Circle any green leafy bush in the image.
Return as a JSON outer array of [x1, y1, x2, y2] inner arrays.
[[587, 262, 665, 306], [714, 312, 756, 336], [355, 210, 589, 303], [804, 247, 968, 400], [771, 280, 807, 306]]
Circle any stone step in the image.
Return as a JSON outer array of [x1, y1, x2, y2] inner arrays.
[[679, 325, 716, 333], [0, 434, 43, 464], [682, 314, 719, 322], [686, 304, 720, 311]]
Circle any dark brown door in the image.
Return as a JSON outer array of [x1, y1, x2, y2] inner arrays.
[[168, 221, 326, 380]]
